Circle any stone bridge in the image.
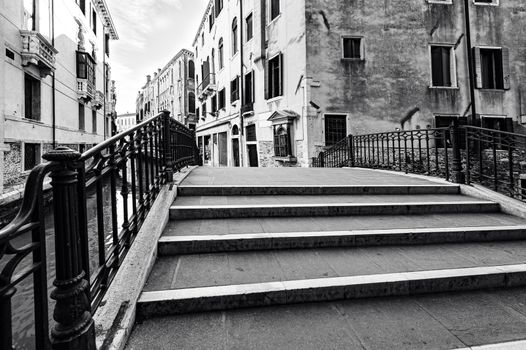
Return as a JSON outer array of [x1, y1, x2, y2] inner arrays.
[[94, 166, 526, 350]]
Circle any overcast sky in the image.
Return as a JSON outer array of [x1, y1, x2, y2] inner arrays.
[[106, 0, 209, 114]]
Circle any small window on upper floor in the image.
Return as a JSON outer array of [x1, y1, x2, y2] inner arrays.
[[92, 8, 97, 35], [342, 37, 363, 60], [430, 45, 457, 88], [270, 0, 280, 21], [474, 0, 498, 5], [215, 0, 223, 17], [474, 47, 510, 90], [246, 13, 253, 42], [76, 0, 85, 14], [201, 32, 205, 46]]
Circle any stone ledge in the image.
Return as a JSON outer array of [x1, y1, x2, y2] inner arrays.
[[93, 166, 197, 350]]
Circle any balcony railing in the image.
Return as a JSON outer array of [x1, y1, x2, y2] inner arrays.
[[0, 111, 200, 349], [196, 73, 216, 100], [77, 78, 95, 101], [20, 30, 58, 77]]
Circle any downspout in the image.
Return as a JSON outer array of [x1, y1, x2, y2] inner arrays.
[[103, 34, 107, 139], [52, 0, 56, 147], [463, 0, 477, 123], [239, 0, 245, 166]]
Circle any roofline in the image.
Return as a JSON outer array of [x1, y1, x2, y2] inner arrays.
[[158, 49, 194, 76], [92, 0, 119, 40], [192, 0, 214, 47]]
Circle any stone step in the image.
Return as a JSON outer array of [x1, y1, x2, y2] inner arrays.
[[169, 200, 499, 220], [137, 263, 526, 319], [177, 184, 460, 196], [158, 225, 526, 255]]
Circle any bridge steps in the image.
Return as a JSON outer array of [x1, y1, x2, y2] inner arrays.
[[127, 168, 526, 349]]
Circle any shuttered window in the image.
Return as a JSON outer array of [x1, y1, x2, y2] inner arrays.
[[474, 47, 510, 90], [246, 124, 257, 142], [266, 54, 283, 99], [231, 77, 240, 102], [24, 73, 41, 121], [431, 46, 452, 87]]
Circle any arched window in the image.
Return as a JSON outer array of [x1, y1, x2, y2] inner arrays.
[[218, 38, 224, 69], [232, 18, 238, 55], [188, 60, 195, 79], [274, 125, 291, 157], [232, 125, 239, 136], [188, 92, 196, 113]]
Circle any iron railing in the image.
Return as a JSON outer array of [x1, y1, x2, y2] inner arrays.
[[0, 111, 199, 349], [313, 121, 526, 202]]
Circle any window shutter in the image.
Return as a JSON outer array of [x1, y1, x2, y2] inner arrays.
[[264, 59, 269, 99], [501, 47, 511, 90], [473, 47, 482, 89], [279, 53, 283, 96]]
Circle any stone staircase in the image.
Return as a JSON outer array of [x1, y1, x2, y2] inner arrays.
[[126, 168, 526, 349]]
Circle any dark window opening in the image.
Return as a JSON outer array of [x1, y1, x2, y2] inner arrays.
[[244, 71, 254, 105], [211, 95, 217, 114], [92, 9, 97, 35], [273, 125, 291, 157], [24, 143, 41, 171], [218, 88, 226, 109], [231, 76, 240, 102], [215, 0, 223, 17], [232, 18, 238, 55], [246, 124, 257, 142], [76, 0, 86, 14], [325, 115, 347, 146], [189, 93, 196, 113], [246, 14, 253, 41], [104, 34, 110, 56], [480, 48, 504, 89], [202, 103, 207, 117], [270, 0, 280, 21], [24, 73, 41, 121], [267, 54, 283, 99], [5, 48, 15, 60], [77, 51, 96, 92], [92, 109, 97, 133], [79, 103, 85, 131], [188, 60, 195, 78], [209, 9, 215, 30], [431, 46, 452, 87], [342, 37, 361, 59], [218, 38, 224, 69]]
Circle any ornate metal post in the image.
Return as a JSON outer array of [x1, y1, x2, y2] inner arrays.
[[318, 151, 325, 168], [450, 119, 466, 184], [348, 135, 355, 167], [43, 147, 95, 350], [162, 110, 174, 182]]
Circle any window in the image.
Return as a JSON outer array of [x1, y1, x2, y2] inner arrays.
[[188, 60, 195, 79], [24, 73, 41, 121], [209, 9, 215, 30], [274, 125, 291, 157], [342, 37, 362, 59], [215, 0, 223, 16], [92, 109, 97, 133], [232, 18, 238, 55], [79, 103, 85, 131], [92, 8, 97, 35], [202, 103, 207, 117], [24, 0, 35, 30], [474, 47, 510, 90], [474, 0, 498, 5], [76, 0, 86, 14], [430, 45, 455, 87], [244, 71, 254, 105], [246, 124, 257, 142], [211, 95, 217, 114], [324, 115, 347, 146], [24, 143, 41, 171], [267, 54, 283, 99], [218, 38, 224, 69], [270, 0, 280, 21], [201, 32, 204, 46], [77, 51, 96, 88], [189, 92, 196, 113], [231, 76, 240, 102], [218, 88, 226, 109], [246, 14, 253, 42], [5, 48, 15, 60], [104, 34, 110, 56]]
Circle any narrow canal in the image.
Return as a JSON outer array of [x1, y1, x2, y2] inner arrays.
[[7, 176, 132, 349]]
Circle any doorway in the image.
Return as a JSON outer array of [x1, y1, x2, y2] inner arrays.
[[232, 138, 240, 167], [247, 144, 258, 167]]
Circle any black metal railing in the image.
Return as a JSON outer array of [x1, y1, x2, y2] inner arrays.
[[313, 120, 526, 202], [0, 111, 199, 349]]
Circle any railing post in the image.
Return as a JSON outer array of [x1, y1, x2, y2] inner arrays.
[[348, 135, 355, 167], [162, 110, 174, 182], [318, 151, 325, 168], [450, 119, 465, 184], [43, 147, 95, 350], [0, 278, 15, 350]]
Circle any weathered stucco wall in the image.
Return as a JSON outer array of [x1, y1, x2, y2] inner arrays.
[[305, 0, 526, 150]]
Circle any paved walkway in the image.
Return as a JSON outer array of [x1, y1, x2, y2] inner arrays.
[[181, 167, 441, 186]]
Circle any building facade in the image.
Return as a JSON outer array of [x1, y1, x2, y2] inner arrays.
[[0, 0, 118, 193], [115, 112, 136, 133], [193, 0, 526, 168], [136, 49, 196, 129]]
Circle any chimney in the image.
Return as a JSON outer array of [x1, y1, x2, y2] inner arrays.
[[154, 72, 158, 78], [146, 75, 151, 83], [158, 68, 161, 74]]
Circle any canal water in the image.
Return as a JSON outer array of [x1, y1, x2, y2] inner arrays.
[[7, 176, 132, 349]]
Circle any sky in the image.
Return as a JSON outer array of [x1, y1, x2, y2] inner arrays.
[[106, 0, 209, 114]]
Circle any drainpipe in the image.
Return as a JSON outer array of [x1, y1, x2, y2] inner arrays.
[[463, 0, 477, 124], [52, 0, 56, 148], [239, 0, 245, 167]]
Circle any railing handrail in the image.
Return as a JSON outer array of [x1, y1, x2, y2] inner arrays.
[[462, 125, 526, 139]]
